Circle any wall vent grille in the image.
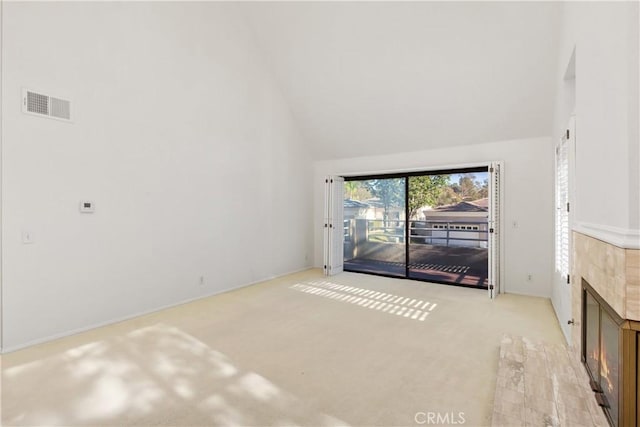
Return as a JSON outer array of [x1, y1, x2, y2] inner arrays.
[[50, 97, 71, 120], [27, 91, 49, 115], [22, 89, 72, 122]]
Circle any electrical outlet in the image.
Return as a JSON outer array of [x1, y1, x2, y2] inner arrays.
[[527, 274, 532, 281], [199, 276, 205, 286]]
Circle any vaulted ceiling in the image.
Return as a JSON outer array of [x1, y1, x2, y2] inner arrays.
[[240, 2, 561, 160]]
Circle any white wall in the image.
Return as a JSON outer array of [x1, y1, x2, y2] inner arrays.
[[1, 2, 313, 350], [552, 1, 639, 245], [549, 1, 639, 342], [241, 2, 561, 160], [314, 137, 554, 297]]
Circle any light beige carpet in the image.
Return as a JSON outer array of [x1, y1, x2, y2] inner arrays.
[[1, 269, 565, 426]]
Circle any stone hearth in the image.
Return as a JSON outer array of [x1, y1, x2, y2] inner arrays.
[[491, 335, 608, 426]]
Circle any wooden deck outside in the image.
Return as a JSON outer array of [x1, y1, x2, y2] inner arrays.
[[344, 245, 488, 287]]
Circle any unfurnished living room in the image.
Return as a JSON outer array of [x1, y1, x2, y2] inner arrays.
[[0, 1, 638, 426]]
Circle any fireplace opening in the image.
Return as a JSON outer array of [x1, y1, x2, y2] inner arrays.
[[582, 279, 639, 427]]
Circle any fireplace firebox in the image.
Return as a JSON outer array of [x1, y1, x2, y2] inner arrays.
[[582, 279, 639, 427]]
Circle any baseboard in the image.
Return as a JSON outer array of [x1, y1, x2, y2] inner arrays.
[[573, 222, 640, 250], [550, 295, 572, 346], [1, 266, 314, 354]]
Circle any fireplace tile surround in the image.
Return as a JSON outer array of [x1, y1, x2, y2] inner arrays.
[[572, 232, 640, 352], [571, 231, 639, 426]]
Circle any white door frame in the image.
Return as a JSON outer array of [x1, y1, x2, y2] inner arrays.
[[329, 162, 504, 296], [554, 115, 575, 343], [488, 161, 504, 298]]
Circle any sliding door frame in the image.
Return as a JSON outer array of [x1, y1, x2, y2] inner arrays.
[[342, 163, 498, 291]]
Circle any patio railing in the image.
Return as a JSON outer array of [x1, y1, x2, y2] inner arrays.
[[344, 219, 489, 248]]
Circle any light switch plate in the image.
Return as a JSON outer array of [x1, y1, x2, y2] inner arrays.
[[22, 231, 35, 244]]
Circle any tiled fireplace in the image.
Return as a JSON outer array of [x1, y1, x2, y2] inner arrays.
[[572, 232, 640, 426]]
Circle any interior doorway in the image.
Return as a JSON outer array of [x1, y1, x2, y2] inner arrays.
[[342, 167, 492, 289]]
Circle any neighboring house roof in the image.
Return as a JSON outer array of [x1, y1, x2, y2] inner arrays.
[[344, 199, 370, 209], [468, 198, 488, 209], [432, 198, 489, 212]]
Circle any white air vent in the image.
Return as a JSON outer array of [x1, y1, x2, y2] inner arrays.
[[22, 88, 72, 121]]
